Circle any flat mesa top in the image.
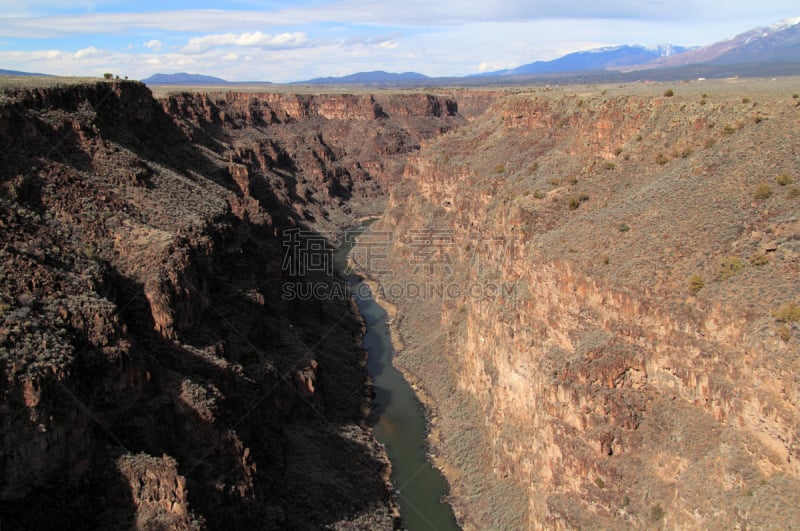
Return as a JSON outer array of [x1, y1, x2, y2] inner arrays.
[[1, 74, 799, 101]]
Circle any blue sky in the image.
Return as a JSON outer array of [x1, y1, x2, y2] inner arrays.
[[1, 1, 798, 82]]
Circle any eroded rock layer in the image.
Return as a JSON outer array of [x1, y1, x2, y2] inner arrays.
[[373, 84, 800, 529], [0, 80, 461, 529]]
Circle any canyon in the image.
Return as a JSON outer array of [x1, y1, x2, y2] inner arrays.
[[1, 77, 799, 529]]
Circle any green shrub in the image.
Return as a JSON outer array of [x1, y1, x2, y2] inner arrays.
[[650, 504, 665, 522], [569, 194, 589, 210], [533, 190, 545, 199], [722, 124, 736, 135], [594, 477, 605, 488], [776, 173, 793, 186], [549, 177, 560, 186], [773, 302, 800, 323], [603, 161, 616, 170], [492, 164, 506, 174], [754, 183, 772, 200], [717, 256, 743, 280], [618, 222, 630, 233], [742, 97, 751, 104], [566, 176, 578, 185], [689, 274, 705, 295], [749, 253, 769, 266], [663, 89, 674, 97]]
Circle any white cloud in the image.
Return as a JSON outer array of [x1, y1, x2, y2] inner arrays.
[[1, 2, 798, 83], [74, 46, 107, 59], [144, 39, 163, 51], [182, 31, 309, 53], [477, 61, 516, 73], [1, 2, 797, 39]]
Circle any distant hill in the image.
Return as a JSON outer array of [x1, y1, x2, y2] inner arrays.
[[141, 72, 230, 85], [474, 45, 690, 77], [632, 17, 800, 70], [297, 70, 430, 85], [0, 69, 49, 77]]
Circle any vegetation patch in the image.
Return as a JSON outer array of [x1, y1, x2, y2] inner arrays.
[[716, 256, 744, 280], [749, 253, 769, 266], [568, 194, 590, 210], [650, 504, 665, 522], [773, 302, 800, 323], [689, 274, 705, 295], [776, 173, 793, 186], [754, 183, 773, 200]]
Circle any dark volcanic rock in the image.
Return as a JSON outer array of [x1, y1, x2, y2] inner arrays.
[[0, 80, 464, 529]]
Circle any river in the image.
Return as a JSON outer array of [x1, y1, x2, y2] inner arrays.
[[335, 223, 460, 531]]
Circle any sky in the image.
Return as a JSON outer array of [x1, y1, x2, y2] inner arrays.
[[0, 1, 798, 83]]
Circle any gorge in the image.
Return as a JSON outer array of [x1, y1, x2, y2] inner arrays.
[[1, 77, 799, 529]]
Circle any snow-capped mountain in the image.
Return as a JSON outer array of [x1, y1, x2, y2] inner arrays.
[[475, 44, 692, 76], [634, 17, 800, 69]]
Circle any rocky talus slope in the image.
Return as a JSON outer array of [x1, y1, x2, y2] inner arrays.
[[373, 83, 800, 529], [0, 80, 461, 529]]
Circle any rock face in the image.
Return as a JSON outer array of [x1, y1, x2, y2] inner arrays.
[[3, 77, 799, 530], [373, 84, 800, 528], [0, 80, 460, 529], [162, 91, 464, 231]]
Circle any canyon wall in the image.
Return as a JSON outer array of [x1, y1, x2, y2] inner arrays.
[[0, 80, 461, 529], [3, 77, 798, 530], [373, 84, 800, 528]]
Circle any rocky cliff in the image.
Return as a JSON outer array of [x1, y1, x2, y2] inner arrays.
[[4, 76, 799, 530], [372, 81, 800, 528], [0, 80, 461, 529]]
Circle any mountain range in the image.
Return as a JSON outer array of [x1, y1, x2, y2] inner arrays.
[[298, 70, 430, 85], [7, 18, 796, 85], [473, 44, 693, 77], [140, 72, 231, 84], [625, 16, 800, 70], [288, 17, 800, 84]]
